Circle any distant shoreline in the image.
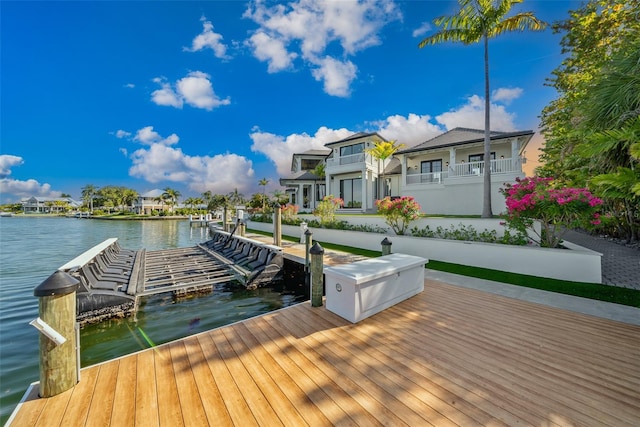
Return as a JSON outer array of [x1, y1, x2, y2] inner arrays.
[[10, 213, 190, 221]]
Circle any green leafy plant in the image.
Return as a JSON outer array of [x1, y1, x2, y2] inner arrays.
[[376, 196, 421, 235], [313, 195, 343, 226]]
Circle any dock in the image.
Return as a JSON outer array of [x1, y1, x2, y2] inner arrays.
[[9, 275, 640, 426]]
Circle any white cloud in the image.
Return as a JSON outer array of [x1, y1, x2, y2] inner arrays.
[[0, 155, 62, 200], [435, 94, 518, 132], [133, 126, 179, 146], [311, 57, 357, 97], [492, 87, 523, 105], [126, 127, 254, 194], [375, 113, 443, 146], [0, 154, 23, 178], [412, 22, 431, 38], [184, 16, 230, 59], [151, 78, 183, 108], [115, 130, 131, 139], [151, 72, 230, 111], [243, 0, 401, 97], [250, 126, 352, 176], [124, 83, 135, 88], [246, 31, 297, 73]]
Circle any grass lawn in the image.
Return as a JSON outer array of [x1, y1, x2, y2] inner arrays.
[[249, 228, 640, 308]]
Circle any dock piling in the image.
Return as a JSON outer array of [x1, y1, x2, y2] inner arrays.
[[310, 242, 324, 307], [274, 204, 282, 247], [381, 237, 392, 256], [32, 271, 80, 397]]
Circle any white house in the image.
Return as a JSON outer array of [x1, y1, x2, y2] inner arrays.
[[280, 127, 533, 215], [395, 127, 533, 215], [134, 189, 168, 215], [21, 196, 82, 214]]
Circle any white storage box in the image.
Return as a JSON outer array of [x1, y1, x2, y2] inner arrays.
[[324, 253, 427, 323]]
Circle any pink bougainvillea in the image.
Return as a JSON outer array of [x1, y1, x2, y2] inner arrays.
[[376, 196, 421, 235], [500, 177, 603, 248], [313, 195, 344, 225]]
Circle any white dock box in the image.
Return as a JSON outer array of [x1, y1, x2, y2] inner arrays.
[[324, 253, 427, 323]]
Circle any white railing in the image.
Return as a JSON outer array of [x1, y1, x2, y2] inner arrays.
[[406, 171, 448, 185], [452, 157, 520, 177]]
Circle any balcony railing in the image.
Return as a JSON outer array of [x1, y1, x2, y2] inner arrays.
[[326, 153, 374, 168], [406, 157, 522, 185]]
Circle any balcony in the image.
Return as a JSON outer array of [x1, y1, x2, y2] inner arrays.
[[326, 153, 375, 169], [406, 157, 523, 185]]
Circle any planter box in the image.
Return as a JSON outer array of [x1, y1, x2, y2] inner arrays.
[[324, 253, 427, 323]]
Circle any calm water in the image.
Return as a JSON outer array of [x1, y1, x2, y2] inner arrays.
[[0, 216, 305, 424]]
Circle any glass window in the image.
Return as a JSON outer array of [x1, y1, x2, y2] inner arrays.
[[340, 178, 362, 208]]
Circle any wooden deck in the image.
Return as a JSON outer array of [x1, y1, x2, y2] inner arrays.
[[10, 279, 640, 426]]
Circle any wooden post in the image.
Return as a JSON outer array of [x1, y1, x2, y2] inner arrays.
[[310, 242, 324, 307], [304, 229, 313, 288], [223, 206, 228, 232], [381, 237, 392, 256], [33, 271, 80, 397], [238, 220, 246, 237], [274, 204, 282, 247]]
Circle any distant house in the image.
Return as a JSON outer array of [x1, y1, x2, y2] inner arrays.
[[134, 189, 168, 215], [21, 196, 81, 214], [279, 127, 533, 215]]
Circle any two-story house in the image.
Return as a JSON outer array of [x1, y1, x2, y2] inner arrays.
[[395, 127, 533, 215], [134, 189, 168, 215], [280, 127, 533, 215], [21, 196, 82, 214]]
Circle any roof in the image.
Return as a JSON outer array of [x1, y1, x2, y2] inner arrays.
[[397, 127, 534, 155], [279, 170, 324, 185], [290, 149, 331, 172], [383, 158, 401, 175], [324, 132, 387, 147], [140, 189, 164, 198]]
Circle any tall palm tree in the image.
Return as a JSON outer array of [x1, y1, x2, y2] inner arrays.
[[365, 140, 406, 200], [258, 178, 269, 211], [162, 187, 181, 213], [418, 0, 546, 217], [81, 184, 98, 213]]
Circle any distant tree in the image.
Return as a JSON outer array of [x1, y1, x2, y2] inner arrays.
[[258, 178, 269, 211], [162, 187, 181, 212], [418, 0, 546, 217], [313, 163, 326, 179], [201, 191, 213, 206], [81, 184, 99, 212], [207, 194, 232, 213], [365, 140, 406, 199], [60, 193, 71, 198], [271, 189, 289, 206], [227, 188, 245, 206]]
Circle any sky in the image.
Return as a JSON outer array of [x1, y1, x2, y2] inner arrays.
[[0, 0, 582, 204]]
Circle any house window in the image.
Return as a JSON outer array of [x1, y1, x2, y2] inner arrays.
[[468, 152, 496, 162], [301, 159, 321, 170], [340, 143, 364, 157], [420, 160, 442, 182], [340, 178, 362, 208]]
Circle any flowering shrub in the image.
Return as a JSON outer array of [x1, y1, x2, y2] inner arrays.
[[281, 204, 299, 220], [376, 196, 421, 235], [314, 195, 344, 225], [500, 177, 603, 248]]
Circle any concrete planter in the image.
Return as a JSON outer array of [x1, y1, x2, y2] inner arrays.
[[247, 220, 602, 284]]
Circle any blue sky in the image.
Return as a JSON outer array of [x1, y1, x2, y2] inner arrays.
[[1, 0, 580, 203]]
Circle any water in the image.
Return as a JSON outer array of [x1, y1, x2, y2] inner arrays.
[[0, 216, 305, 424]]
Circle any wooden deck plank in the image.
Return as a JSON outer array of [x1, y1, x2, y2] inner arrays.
[[134, 349, 159, 426], [233, 321, 333, 426], [153, 344, 184, 426], [110, 355, 137, 427], [85, 361, 119, 427], [57, 366, 100, 426], [196, 333, 258, 426], [10, 279, 640, 427], [7, 386, 45, 427], [182, 336, 234, 426], [167, 341, 209, 427], [209, 328, 284, 426]]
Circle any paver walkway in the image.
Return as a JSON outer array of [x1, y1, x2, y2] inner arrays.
[[564, 229, 640, 289]]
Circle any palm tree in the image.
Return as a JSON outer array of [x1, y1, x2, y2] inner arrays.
[[81, 184, 98, 213], [162, 187, 181, 213], [258, 178, 269, 211], [365, 140, 406, 200], [227, 188, 245, 206], [418, 0, 546, 217]]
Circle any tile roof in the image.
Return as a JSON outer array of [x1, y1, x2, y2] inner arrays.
[[398, 127, 534, 154], [324, 132, 386, 147]]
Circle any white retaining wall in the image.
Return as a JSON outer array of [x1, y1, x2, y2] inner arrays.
[[247, 220, 602, 284]]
